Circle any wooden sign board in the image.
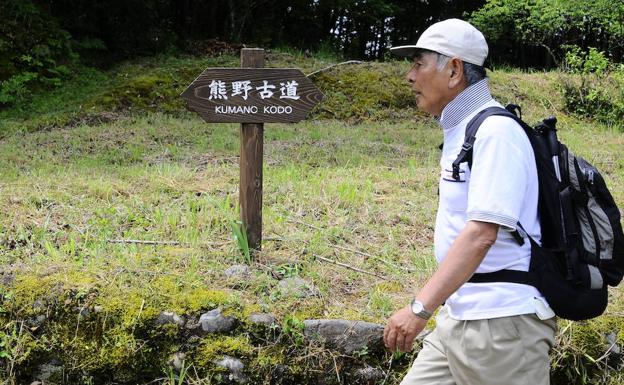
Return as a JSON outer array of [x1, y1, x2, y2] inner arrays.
[[181, 68, 324, 123]]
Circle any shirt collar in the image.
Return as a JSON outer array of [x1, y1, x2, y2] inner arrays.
[[437, 78, 493, 131]]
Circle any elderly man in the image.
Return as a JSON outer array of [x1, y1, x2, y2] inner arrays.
[[384, 19, 557, 385]]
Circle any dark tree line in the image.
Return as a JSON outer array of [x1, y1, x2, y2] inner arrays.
[[3, 0, 624, 106], [30, 0, 486, 60]]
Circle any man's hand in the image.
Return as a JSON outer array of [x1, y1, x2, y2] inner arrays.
[[383, 305, 428, 352]]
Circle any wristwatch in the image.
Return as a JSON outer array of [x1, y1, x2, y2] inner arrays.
[[410, 299, 433, 320]]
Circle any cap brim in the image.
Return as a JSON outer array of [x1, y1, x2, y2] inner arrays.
[[389, 45, 420, 58]]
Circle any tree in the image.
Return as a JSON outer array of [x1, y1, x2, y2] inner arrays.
[[469, 0, 624, 68]]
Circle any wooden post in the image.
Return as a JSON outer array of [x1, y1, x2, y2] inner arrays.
[[182, 48, 323, 252], [240, 48, 264, 252]]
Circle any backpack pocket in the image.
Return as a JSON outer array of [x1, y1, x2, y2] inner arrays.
[[528, 239, 608, 321], [575, 156, 624, 286]]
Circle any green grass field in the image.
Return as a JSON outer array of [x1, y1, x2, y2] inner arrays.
[[0, 52, 623, 384]]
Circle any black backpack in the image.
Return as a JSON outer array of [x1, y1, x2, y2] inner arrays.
[[455, 105, 624, 321]]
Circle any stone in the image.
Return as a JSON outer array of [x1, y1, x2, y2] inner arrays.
[[1, 272, 15, 286], [187, 335, 201, 344], [277, 277, 318, 298], [33, 299, 46, 310], [33, 360, 64, 382], [77, 306, 91, 319], [303, 319, 384, 355], [187, 309, 236, 336], [351, 366, 385, 385], [248, 313, 277, 327], [168, 352, 186, 372], [156, 311, 186, 327], [214, 356, 247, 383], [30, 314, 46, 328], [604, 331, 622, 365], [224, 264, 250, 278], [605, 332, 621, 355]]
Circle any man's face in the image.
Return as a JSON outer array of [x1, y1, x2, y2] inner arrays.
[[405, 52, 452, 116]]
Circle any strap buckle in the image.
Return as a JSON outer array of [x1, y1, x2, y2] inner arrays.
[[461, 142, 473, 152], [452, 164, 461, 181]]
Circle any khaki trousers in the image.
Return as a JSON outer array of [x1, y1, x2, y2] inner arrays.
[[400, 307, 557, 385]]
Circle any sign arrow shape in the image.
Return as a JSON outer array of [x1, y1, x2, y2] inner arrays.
[[181, 68, 324, 123]]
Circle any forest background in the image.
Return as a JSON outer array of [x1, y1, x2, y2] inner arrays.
[[2, 0, 624, 106]]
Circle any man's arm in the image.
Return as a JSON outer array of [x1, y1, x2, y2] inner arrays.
[[383, 220, 499, 352]]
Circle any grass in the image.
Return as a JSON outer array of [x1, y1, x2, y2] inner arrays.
[[0, 50, 622, 384]]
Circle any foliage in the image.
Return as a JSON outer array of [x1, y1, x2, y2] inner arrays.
[[230, 220, 252, 264], [563, 46, 610, 75], [1, 0, 489, 74], [561, 79, 624, 129], [282, 315, 306, 346], [0, 54, 420, 134], [164, 360, 189, 385], [560, 48, 624, 128], [0, 72, 38, 106], [470, 0, 624, 67], [0, 0, 75, 106], [39, 0, 177, 59]]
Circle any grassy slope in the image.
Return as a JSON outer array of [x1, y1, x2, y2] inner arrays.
[[0, 52, 622, 384]]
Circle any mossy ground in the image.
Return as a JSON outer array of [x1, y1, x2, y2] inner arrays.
[[0, 51, 622, 384]]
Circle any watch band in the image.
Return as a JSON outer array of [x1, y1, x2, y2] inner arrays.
[[410, 299, 433, 320]]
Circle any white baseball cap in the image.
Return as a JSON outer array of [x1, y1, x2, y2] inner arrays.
[[390, 19, 488, 66]]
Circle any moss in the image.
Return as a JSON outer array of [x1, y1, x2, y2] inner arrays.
[[194, 335, 254, 368], [8, 272, 98, 317], [310, 61, 421, 122], [89, 74, 184, 113], [94, 288, 159, 328], [176, 287, 233, 314], [551, 315, 624, 385], [253, 346, 286, 368], [110, 274, 235, 316]]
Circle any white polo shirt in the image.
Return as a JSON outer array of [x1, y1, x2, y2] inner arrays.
[[434, 79, 548, 320]]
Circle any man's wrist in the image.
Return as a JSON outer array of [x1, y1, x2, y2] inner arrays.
[[409, 299, 433, 320]]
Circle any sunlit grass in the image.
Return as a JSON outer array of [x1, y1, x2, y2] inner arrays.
[[0, 63, 622, 383]]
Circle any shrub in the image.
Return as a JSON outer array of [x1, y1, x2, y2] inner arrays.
[[470, 0, 624, 67], [560, 47, 624, 129], [0, 0, 76, 106], [0, 72, 38, 105], [563, 46, 610, 75]]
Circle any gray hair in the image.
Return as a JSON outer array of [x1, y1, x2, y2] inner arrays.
[[462, 62, 487, 86], [420, 51, 487, 86]]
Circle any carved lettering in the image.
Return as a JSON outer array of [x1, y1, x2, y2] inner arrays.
[[263, 106, 293, 114], [214, 105, 259, 114]]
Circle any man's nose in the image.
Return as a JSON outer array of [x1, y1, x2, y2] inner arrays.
[[405, 70, 415, 83]]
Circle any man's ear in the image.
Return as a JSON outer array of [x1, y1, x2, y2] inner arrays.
[[448, 58, 465, 89]]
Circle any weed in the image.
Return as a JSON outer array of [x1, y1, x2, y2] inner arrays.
[[165, 359, 189, 385], [282, 315, 306, 346], [230, 220, 251, 264]]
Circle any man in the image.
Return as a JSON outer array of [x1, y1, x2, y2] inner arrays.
[[384, 19, 557, 385]]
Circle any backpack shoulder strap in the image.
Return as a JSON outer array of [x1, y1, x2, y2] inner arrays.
[[451, 106, 522, 181], [452, 105, 530, 247]]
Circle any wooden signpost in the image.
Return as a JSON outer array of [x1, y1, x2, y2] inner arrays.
[[181, 48, 324, 251]]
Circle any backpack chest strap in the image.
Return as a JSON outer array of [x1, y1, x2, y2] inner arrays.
[[451, 138, 475, 181]]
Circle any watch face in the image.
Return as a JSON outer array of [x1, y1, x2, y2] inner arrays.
[[411, 300, 424, 314]]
